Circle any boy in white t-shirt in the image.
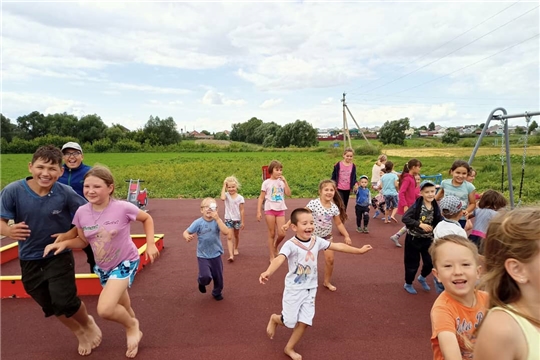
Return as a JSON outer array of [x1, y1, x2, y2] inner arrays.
[[260, 208, 372, 360]]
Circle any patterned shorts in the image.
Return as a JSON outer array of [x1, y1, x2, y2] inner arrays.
[[225, 219, 241, 230], [94, 259, 140, 288]]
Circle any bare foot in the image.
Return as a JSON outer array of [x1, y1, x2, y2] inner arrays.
[[126, 318, 143, 358], [227, 257, 234, 262], [384, 220, 390, 224], [74, 330, 92, 356], [266, 316, 278, 339], [323, 283, 337, 292], [284, 347, 302, 360], [391, 217, 398, 223], [234, 249, 239, 256], [85, 315, 103, 349]]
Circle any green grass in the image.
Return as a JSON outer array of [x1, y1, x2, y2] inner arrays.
[[2, 152, 539, 204]]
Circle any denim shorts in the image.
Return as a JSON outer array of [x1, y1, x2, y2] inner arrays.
[[225, 219, 241, 230], [94, 259, 140, 288], [384, 195, 398, 209]]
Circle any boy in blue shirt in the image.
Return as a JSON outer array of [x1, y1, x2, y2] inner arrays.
[[354, 175, 371, 233], [183, 198, 230, 301], [0, 145, 102, 356]]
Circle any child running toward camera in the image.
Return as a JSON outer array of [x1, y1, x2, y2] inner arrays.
[[402, 180, 443, 294], [355, 175, 371, 233], [331, 147, 357, 210], [257, 160, 291, 262], [436, 160, 477, 228], [467, 190, 507, 252], [380, 161, 399, 223], [284, 179, 352, 292], [44, 165, 160, 358], [473, 207, 540, 360], [184, 198, 230, 301], [260, 208, 372, 360], [429, 235, 488, 360], [220, 176, 245, 262]]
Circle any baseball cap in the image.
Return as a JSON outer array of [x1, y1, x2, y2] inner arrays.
[[62, 142, 83, 153], [419, 180, 435, 190], [359, 175, 369, 180], [439, 195, 463, 215]]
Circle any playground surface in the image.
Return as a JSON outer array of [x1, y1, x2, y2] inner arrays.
[[1, 198, 438, 360]]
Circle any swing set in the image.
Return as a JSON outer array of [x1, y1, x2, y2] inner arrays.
[[468, 107, 540, 208]]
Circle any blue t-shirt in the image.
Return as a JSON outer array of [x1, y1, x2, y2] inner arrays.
[[186, 217, 224, 259], [440, 179, 476, 219], [381, 173, 399, 196], [0, 178, 87, 260]]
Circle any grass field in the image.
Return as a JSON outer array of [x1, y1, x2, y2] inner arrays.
[[2, 150, 539, 204]]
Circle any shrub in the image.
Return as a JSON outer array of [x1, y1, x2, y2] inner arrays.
[[93, 138, 113, 153], [115, 139, 142, 152], [355, 144, 381, 156]]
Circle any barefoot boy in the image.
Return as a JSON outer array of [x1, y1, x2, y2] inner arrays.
[[0, 145, 102, 356], [259, 208, 372, 360]]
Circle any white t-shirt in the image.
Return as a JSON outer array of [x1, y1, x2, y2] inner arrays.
[[306, 198, 340, 238], [433, 219, 467, 239], [224, 192, 244, 221], [280, 236, 331, 290]]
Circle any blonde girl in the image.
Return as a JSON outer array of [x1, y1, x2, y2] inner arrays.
[[220, 176, 245, 262], [435, 160, 477, 228], [283, 179, 352, 291], [44, 165, 159, 358], [371, 154, 387, 189], [331, 147, 357, 210], [257, 160, 291, 262], [473, 207, 540, 360], [429, 235, 488, 360]]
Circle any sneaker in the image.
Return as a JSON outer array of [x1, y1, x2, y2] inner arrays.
[[198, 283, 207, 294], [404, 283, 417, 294], [213, 294, 224, 301], [390, 235, 402, 248], [434, 278, 445, 294], [363, 227, 369, 234], [356, 227, 363, 233], [373, 210, 380, 219], [417, 276, 431, 292]]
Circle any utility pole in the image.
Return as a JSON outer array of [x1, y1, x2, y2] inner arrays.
[[341, 93, 352, 150]]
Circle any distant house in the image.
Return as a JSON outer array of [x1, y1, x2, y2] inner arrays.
[[189, 131, 214, 139]]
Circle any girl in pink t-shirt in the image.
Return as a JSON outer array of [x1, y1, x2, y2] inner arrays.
[[257, 160, 291, 263], [44, 165, 159, 358], [331, 147, 357, 210]]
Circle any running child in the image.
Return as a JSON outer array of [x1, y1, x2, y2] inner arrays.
[[429, 235, 488, 360], [371, 154, 387, 189], [283, 179, 353, 292], [0, 145, 102, 357], [355, 175, 371, 233], [380, 161, 399, 223], [331, 147, 357, 210], [467, 190, 507, 252], [184, 198, 230, 301], [473, 207, 540, 360], [435, 160, 477, 228], [372, 169, 386, 219], [260, 208, 372, 360], [402, 180, 443, 294], [257, 160, 291, 262], [44, 165, 160, 358], [220, 176, 245, 262]]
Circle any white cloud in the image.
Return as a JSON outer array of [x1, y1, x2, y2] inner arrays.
[[111, 82, 190, 95], [321, 97, 334, 105], [2, 92, 88, 118], [260, 98, 283, 109], [201, 90, 246, 106]]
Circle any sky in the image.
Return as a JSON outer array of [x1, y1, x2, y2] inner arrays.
[[2, 0, 539, 133]]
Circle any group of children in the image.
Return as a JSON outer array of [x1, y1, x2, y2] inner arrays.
[[2, 145, 539, 360]]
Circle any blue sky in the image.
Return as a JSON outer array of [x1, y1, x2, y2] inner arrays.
[[2, 1, 539, 133]]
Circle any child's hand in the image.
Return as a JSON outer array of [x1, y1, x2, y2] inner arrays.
[[259, 271, 270, 284], [281, 223, 289, 232], [211, 210, 219, 220], [145, 243, 160, 263], [419, 223, 433, 232], [7, 221, 31, 241], [359, 244, 373, 254], [184, 233, 194, 242], [43, 243, 66, 257], [257, 212, 262, 222], [344, 236, 352, 245], [279, 175, 287, 183], [240, 222, 245, 230]]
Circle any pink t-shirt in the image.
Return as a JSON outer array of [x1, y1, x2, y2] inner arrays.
[[262, 178, 287, 211], [73, 199, 140, 272], [337, 162, 353, 190]]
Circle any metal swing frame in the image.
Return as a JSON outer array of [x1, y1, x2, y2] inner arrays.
[[468, 107, 540, 208]]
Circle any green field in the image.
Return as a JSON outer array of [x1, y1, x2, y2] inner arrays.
[[2, 151, 539, 204]]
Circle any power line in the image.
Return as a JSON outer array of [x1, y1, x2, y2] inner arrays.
[[364, 33, 539, 101], [348, 1, 521, 95]]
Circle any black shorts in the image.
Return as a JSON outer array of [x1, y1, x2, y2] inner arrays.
[[20, 251, 81, 318]]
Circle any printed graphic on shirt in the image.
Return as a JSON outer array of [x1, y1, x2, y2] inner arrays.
[[456, 312, 484, 359], [270, 185, 284, 201]]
